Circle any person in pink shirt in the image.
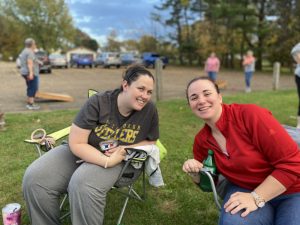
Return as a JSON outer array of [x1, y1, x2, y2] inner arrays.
[[182, 77, 300, 225], [204, 52, 220, 82]]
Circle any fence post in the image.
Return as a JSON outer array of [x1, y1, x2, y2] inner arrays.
[[273, 62, 280, 90], [155, 59, 163, 101], [0, 105, 5, 131]]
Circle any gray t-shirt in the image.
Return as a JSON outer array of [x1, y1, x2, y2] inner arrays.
[[73, 89, 159, 150], [19, 48, 39, 76]]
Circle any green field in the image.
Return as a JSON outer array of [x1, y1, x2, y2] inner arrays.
[[0, 89, 298, 225]]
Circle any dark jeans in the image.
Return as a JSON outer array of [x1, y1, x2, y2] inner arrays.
[[218, 184, 300, 225], [207, 71, 217, 82], [22, 75, 38, 97], [244, 71, 253, 88]]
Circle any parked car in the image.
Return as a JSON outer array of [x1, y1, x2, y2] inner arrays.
[[141, 52, 168, 69], [49, 54, 68, 68], [120, 53, 141, 66], [70, 54, 93, 68], [94, 54, 104, 67], [35, 50, 52, 73], [95, 52, 121, 68]]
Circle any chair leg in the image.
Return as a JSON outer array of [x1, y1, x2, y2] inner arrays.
[[130, 189, 143, 201], [34, 144, 43, 157], [60, 211, 70, 221], [60, 194, 68, 210], [116, 164, 147, 225], [117, 185, 134, 225], [142, 166, 146, 199]]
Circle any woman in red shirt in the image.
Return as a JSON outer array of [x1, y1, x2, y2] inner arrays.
[[182, 77, 300, 225]]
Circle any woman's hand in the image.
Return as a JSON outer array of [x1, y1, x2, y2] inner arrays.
[[182, 159, 203, 183], [182, 159, 203, 173], [106, 146, 126, 168], [104, 146, 119, 157], [224, 192, 258, 217]]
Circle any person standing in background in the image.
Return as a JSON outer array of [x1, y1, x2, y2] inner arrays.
[[19, 38, 40, 110], [242, 50, 255, 93], [204, 52, 220, 82], [291, 43, 300, 128]]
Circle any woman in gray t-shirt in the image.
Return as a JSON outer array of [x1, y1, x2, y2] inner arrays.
[[23, 65, 159, 225]]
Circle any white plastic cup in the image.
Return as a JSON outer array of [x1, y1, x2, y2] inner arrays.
[[2, 203, 21, 225]]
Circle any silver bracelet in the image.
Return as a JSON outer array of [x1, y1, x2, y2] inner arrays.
[[104, 157, 109, 168]]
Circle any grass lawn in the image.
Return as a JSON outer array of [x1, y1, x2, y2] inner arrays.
[[0, 89, 298, 225]]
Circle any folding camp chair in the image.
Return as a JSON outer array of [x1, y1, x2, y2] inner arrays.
[[199, 169, 222, 210], [24, 89, 167, 225]]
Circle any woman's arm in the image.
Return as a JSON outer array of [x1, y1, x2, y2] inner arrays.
[[254, 175, 286, 202], [216, 58, 220, 71], [27, 58, 34, 80], [69, 123, 125, 168], [224, 175, 286, 217], [243, 56, 254, 66]]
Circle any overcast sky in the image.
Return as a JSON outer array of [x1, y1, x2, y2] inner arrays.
[[65, 0, 168, 46]]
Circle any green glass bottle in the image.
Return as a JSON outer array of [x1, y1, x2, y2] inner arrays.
[[199, 149, 218, 192]]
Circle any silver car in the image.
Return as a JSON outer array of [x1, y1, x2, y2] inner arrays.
[[49, 54, 68, 68], [95, 52, 121, 68]]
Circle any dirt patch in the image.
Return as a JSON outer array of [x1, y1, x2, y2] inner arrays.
[[0, 62, 295, 113]]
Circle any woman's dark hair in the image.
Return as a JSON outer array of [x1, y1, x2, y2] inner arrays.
[[120, 64, 154, 91], [185, 76, 220, 102]]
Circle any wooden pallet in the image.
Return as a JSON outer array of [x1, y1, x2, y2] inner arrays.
[[35, 91, 74, 102]]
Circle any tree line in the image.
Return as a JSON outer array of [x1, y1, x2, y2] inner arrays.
[[1, 0, 300, 71], [0, 0, 98, 60], [151, 0, 300, 70], [104, 0, 300, 70]]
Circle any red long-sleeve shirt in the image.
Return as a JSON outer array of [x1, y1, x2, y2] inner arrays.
[[193, 104, 300, 194]]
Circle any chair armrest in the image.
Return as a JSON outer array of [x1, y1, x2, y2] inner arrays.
[[124, 148, 148, 162], [24, 126, 71, 144], [125, 147, 147, 155], [47, 126, 71, 141]]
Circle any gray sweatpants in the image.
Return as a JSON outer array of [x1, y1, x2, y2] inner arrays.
[[22, 143, 124, 225]]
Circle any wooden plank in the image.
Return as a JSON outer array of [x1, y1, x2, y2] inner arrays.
[[215, 80, 228, 89], [36, 91, 74, 102]]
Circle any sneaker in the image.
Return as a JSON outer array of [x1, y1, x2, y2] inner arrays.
[[26, 103, 40, 110], [245, 87, 251, 93]]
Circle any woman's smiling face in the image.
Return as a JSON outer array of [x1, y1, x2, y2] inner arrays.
[[187, 79, 223, 123], [122, 74, 154, 111]]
